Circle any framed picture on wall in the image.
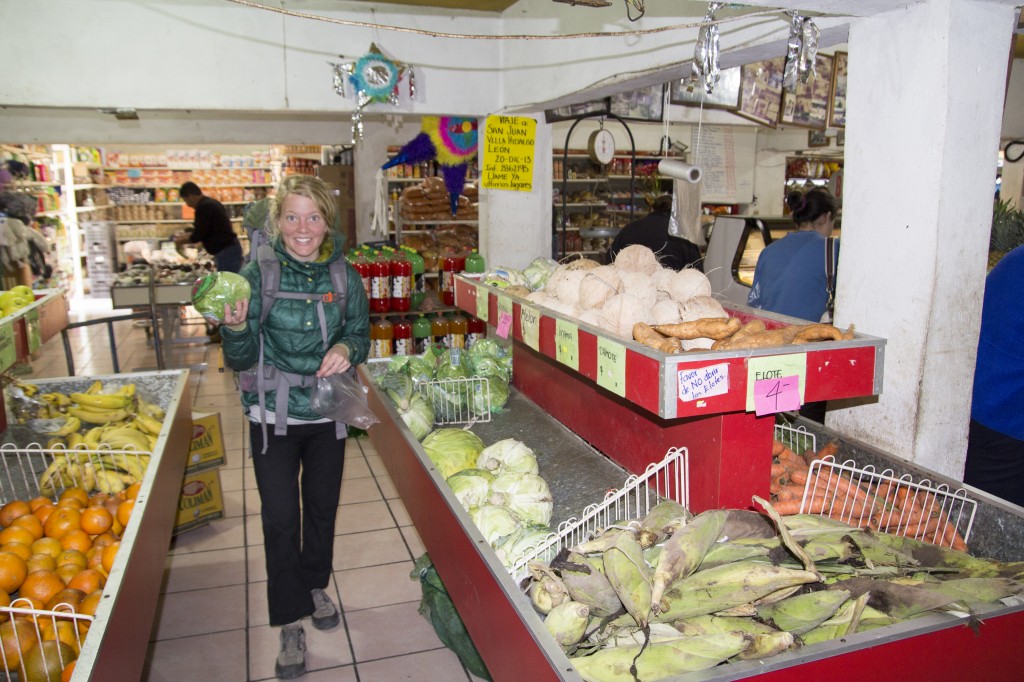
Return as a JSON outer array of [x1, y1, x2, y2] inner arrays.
[[544, 98, 611, 123], [735, 58, 785, 127], [780, 53, 835, 129], [670, 67, 741, 110], [808, 130, 829, 148], [829, 51, 849, 128], [609, 84, 666, 122]]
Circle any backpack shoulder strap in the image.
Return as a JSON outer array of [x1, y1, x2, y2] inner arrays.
[[257, 244, 280, 325], [326, 258, 348, 308]]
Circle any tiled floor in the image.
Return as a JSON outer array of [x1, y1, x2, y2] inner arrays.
[[21, 298, 484, 681]]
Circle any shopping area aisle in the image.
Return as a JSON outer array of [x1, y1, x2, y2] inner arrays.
[[22, 300, 484, 682]]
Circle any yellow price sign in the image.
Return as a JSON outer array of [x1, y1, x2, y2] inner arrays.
[[481, 116, 536, 192], [596, 336, 626, 397], [521, 305, 540, 351], [555, 319, 579, 371]]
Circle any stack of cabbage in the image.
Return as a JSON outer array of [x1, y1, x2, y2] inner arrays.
[[524, 498, 1024, 682], [481, 257, 559, 294], [422, 431, 556, 570]]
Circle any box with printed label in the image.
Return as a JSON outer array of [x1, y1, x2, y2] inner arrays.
[[188, 411, 226, 472], [173, 468, 224, 535]]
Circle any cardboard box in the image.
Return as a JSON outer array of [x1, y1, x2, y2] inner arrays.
[[188, 412, 227, 472], [173, 468, 224, 535]]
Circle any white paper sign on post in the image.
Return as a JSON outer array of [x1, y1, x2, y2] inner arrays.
[[678, 363, 730, 402]]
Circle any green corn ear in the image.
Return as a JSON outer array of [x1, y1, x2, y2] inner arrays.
[[735, 630, 796, 660], [571, 632, 751, 682], [560, 552, 623, 618], [636, 500, 690, 548], [602, 532, 653, 628], [649, 510, 728, 611], [757, 588, 851, 635], [544, 600, 590, 648]]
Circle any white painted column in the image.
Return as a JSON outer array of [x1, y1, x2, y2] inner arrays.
[[828, 0, 1015, 479]]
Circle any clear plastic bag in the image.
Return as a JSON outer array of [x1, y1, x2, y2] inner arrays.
[[309, 371, 380, 430]]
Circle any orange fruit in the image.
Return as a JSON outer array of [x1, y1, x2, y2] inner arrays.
[[90, 533, 117, 550], [76, 590, 102, 635], [100, 542, 120, 575], [0, 525, 36, 548], [28, 496, 53, 512], [1, 542, 32, 561], [59, 488, 89, 508], [79, 507, 113, 536], [55, 550, 87, 571], [0, 499, 32, 527], [55, 564, 81, 586], [33, 503, 57, 525], [86, 493, 109, 508], [10, 514, 45, 541], [19, 569, 66, 608], [0, 552, 28, 593], [21, 639, 77, 681], [84, 547, 104, 572], [125, 482, 142, 501], [39, 618, 82, 655], [45, 588, 86, 613], [115, 500, 135, 528], [59, 530, 92, 554], [0, 617, 38, 669], [43, 507, 81, 541], [26, 553, 57, 574], [61, 659, 77, 682], [31, 537, 63, 560], [67, 568, 105, 594], [0, 587, 9, 622]]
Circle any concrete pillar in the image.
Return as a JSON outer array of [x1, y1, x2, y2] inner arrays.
[[827, 0, 1016, 479]]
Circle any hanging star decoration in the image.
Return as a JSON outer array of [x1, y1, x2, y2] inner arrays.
[[381, 116, 479, 215], [329, 43, 415, 141]]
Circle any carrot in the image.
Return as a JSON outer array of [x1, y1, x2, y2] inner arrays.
[[775, 484, 808, 502], [789, 469, 808, 486], [653, 317, 742, 341], [770, 462, 789, 478], [777, 448, 807, 471], [772, 440, 786, 457], [772, 495, 833, 515], [632, 323, 681, 354]]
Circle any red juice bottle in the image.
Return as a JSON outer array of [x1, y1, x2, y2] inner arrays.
[[369, 250, 391, 313]]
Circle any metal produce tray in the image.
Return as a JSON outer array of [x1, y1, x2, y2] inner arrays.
[[0, 370, 192, 682]]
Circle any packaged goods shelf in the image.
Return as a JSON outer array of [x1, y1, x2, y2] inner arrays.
[[363, 362, 1024, 682], [0, 370, 193, 682]]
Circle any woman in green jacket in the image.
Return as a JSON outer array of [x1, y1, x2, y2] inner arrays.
[[220, 175, 369, 680]]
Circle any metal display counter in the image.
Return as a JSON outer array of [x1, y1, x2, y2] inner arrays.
[[452, 275, 885, 513], [363, 367, 1024, 682], [0, 370, 192, 682]]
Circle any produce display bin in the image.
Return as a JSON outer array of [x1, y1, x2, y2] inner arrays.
[[453, 275, 885, 512], [363, 367, 1024, 682], [0, 370, 193, 682]]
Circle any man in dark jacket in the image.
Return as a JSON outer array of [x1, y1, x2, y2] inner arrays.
[[608, 194, 703, 270], [174, 181, 243, 274]]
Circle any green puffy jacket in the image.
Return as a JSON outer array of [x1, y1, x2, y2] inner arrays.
[[221, 232, 370, 421]]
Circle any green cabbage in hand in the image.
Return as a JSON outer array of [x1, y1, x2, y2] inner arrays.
[[191, 272, 251, 323]]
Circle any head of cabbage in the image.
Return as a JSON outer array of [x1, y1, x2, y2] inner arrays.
[[476, 438, 538, 475], [469, 374, 510, 417], [489, 472, 553, 526], [191, 271, 251, 324], [446, 468, 494, 512], [421, 428, 485, 479], [470, 504, 522, 548]]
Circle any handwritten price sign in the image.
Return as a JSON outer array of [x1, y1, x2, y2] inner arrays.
[[753, 376, 801, 415], [746, 354, 806, 413]]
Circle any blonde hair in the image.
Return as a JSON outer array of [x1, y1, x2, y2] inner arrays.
[[267, 175, 337, 239]]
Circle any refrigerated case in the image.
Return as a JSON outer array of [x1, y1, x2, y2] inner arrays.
[[703, 215, 842, 307]]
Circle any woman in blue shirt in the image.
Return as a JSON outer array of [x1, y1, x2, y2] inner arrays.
[[748, 188, 838, 322]]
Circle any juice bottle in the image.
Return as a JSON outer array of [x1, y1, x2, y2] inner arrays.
[[413, 314, 432, 354], [369, 317, 393, 358], [440, 253, 467, 306], [465, 249, 486, 274], [389, 248, 412, 312], [351, 249, 371, 302], [369, 251, 391, 313], [467, 316, 486, 348], [403, 246, 426, 310], [446, 312, 468, 350], [393, 317, 412, 356], [430, 314, 449, 350]]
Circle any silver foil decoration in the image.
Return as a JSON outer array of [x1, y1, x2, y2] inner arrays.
[[327, 44, 415, 142], [691, 2, 724, 94], [783, 12, 820, 92]]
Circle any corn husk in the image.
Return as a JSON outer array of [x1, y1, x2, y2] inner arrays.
[[544, 600, 590, 648], [602, 532, 653, 628], [571, 632, 751, 682]]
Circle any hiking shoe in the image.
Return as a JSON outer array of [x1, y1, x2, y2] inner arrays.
[[311, 588, 340, 630], [275, 622, 306, 679]]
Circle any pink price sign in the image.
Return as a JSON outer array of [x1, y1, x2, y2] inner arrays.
[[753, 375, 802, 416], [495, 311, 513, 339]]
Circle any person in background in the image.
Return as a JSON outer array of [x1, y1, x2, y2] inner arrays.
[[174, 181, 243, 273], [964, 244, 1024, 507], [748, 188, 839, 423], [218, 175, 369, 680], [608, 194, 703, 270]]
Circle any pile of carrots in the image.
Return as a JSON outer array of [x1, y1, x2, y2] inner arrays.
[[768, 439, 968, 552]]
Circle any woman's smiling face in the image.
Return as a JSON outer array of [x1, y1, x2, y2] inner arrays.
[[278, 193, 328, 261]]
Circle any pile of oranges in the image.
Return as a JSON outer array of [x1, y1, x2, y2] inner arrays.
[[0, 484, 139, 681]]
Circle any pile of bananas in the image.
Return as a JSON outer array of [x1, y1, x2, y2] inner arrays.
[[12, 380, 168, 495]]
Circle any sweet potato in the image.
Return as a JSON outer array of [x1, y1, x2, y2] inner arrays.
[[653, 317, 742, 340], [715, 327, 801, 350], [792, 323, 857, 344], [632, 322, 682, 354], [711, 319, 766, 350]]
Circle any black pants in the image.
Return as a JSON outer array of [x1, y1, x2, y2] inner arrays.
[[964, 418, 1024, 508], [250, 421, 346, 625]]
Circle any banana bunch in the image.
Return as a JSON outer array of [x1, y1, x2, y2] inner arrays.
[[37, 454, 98, 496], [523, 502, 1024, 680]]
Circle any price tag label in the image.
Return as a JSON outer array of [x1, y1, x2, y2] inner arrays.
[[24, 309, 41, 354], [555, 319, 579, 371], [754, 375, 802, 415], [746, 354, 806, 412], [475, 284, 489, 322], [521, 304, 540, 350], [678, 363, 729, 402], [0, 321, 15, 372], [495, 311, 513, 339], [596, 336, 626, 397]]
